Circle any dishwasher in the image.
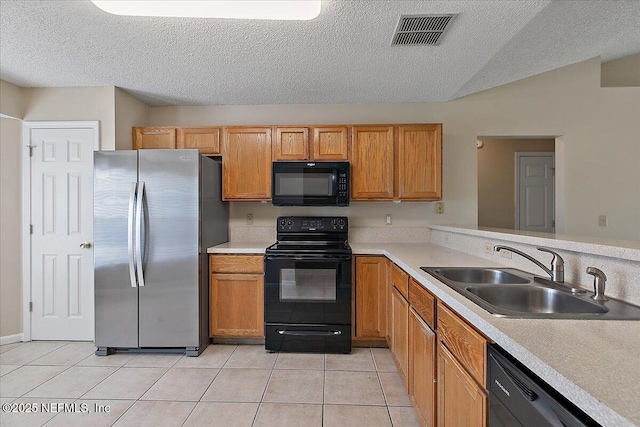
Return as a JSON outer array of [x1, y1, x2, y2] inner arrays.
[[488, 345, 601, 427]]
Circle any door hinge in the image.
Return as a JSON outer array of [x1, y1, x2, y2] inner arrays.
[[30, 224, 33, 234], [552, 220, 556, 228], [551, 167, 555, 176], [29, 302, 33, 312], [28, 145, 33, 157]]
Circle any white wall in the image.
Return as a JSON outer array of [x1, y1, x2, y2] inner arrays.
[[23, 87, 116, 150], [150, 58, 640, 242], [0, 116, 23, 336], [115, 88, 149, 150], [0, 80, 24, 337], [0, 80, 24, 119], [601, 53, 640, 87]]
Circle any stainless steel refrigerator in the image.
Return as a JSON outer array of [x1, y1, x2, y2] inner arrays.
[[94, 150, 228, 356]]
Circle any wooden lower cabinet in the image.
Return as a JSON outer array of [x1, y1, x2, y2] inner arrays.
[[437, 342, 487, 427], [409, 307, 436, 427], [210, 273, 264, 337], [391, 285, 409, 387], [354, 256, 387, 340], [209, 254, 265, 338]]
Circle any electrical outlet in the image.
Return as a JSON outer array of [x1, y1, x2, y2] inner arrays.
[[483, 242, 493, 255], [598, 215, 608, 227], [246, 214, 253, 225], [385, 214, 392, 225], [444, 235, 451, 245], [436, 202, 444, 214]]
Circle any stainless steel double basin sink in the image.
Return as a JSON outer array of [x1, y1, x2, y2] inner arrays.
[[420, 267, 640, 319]]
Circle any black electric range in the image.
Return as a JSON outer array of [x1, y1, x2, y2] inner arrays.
[[264, 216, 352, 353]]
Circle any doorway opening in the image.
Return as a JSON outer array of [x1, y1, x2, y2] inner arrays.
[[477, 137, 556, 233]]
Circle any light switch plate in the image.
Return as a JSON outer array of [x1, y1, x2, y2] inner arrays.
[[246, 213, 254, 225]]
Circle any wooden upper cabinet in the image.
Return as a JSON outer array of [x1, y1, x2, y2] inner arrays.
[[312, 126, 349, 160], [222, 127, 272, 200], [133, 127, 177, 149], [273, 127, 309, 160], [397, 124, 442, 200], [273, 126, 349, 161], [177, 127, 220, 154], [350, 126, 395, 200]]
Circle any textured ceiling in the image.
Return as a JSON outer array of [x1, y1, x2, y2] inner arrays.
[[1, 0, 639, 107]]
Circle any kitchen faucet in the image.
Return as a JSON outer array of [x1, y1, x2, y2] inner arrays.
[[493, 246, 565, 283]]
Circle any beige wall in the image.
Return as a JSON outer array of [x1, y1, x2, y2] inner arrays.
[[115, 88, 149, 150], [150, 57, 640, 241], [0, 117, 23, 336], [601, 53, 640, 87], [477, 138, 555, 229], [0, 80, 24, 118], [23, 87, 116, 150]]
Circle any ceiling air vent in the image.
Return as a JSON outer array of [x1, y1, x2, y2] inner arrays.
[[392, 14, 457, 46]]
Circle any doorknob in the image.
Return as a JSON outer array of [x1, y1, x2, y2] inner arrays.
[[80, 242, 92, 249]]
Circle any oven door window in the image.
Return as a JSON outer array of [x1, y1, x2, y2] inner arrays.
[[274, 172, 335, 197], [280, 268, 337, 302]]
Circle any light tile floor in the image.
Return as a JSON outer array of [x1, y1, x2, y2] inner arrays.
[[0, 342, 421, 427]]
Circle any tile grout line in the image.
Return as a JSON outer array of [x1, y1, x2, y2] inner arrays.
[[1, 341, 70, 367], [254, 349, 278, 426], [370, 348, 396, 426], [322, 352, 326, 427]]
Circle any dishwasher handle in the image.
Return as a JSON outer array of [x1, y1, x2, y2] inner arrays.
[[488, 346, 597, 427]]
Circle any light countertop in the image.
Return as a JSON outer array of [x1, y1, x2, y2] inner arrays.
[[208, 241, 640, 426], [207, 242, 271, 254]]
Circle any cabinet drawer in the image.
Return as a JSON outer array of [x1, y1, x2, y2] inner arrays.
[[409, 278, 435, 330], [210, 255, 264, 273], [437, 302, 487, 387], [391, 263, 409, 299]]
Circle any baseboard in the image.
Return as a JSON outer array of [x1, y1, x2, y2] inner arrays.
[[0, 333, 24, 345]]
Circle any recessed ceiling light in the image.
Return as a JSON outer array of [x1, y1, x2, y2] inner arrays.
[[90, 1, 321, 20]]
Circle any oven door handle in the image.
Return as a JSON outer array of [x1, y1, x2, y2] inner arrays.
[[277, 329, 342, 337]]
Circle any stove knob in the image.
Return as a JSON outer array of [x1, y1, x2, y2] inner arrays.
[[279, 219, 286, 228], [286, 219, 294, 229], [338, 219, 345, 226]]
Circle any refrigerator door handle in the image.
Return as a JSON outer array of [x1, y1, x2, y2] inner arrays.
[[135, 181, 146, 287], [128, 182, 138, 287]]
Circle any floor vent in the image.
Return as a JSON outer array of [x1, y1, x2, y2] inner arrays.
[[392, 14, 457, 46]]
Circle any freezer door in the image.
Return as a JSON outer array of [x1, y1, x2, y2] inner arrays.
[[138, 150, 200, 347], [94, 151, 139, 348]]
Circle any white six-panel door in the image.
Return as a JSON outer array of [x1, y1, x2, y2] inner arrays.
[[516, 153, 555, 234], [28, 125, 97, 340]]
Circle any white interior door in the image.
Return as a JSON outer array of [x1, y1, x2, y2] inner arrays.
[[516, 153, 555, 233], [29, 125, 97, 340]]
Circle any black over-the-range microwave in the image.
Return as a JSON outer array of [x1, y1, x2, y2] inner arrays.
[[271, 161, 349, 206]]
